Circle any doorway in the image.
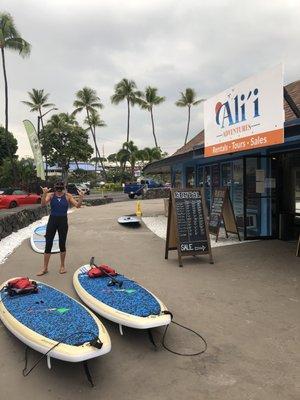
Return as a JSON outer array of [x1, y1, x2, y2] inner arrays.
[[244, 156, 278, 239], [277, 152, 300, 239]]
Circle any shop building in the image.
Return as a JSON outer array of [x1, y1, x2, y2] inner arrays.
[[144, 80, 300, 240]]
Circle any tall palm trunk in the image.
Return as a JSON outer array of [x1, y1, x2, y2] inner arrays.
[[86, 109, 107, 180], [94, 140, 97, 173], [184, 105, 191, 145], [126, 98, 130, 143], [38, 108, 48, 182], [150, 107, 158, 147], [1, 47, 16, 181]]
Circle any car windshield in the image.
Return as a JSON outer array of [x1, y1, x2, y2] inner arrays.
[[0, 188, 13, 195]]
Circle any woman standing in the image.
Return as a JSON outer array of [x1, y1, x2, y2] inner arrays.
[[38, 181, 85, 276]]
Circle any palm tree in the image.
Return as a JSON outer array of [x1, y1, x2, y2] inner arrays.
[[143, 147, 163, 163], [84, 110, 106, 173], [111, 79, 142, 143], [107, 153, 119, 167], [0, 12, 31, 178], [175, 88, 204, 145], [22, 89, 56, 136], [116, 148, 130, 173], [73, 87, 107, 179], [22, 89, 56, 181], [138, 87, 165, 147], [121, 141, 139, 178]]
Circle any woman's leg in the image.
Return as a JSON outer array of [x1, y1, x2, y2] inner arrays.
[[59, 252, 67, 274], [37, 217, 57, 276], [58, 217, 68, 274]]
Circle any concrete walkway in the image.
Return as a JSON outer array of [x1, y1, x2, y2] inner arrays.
[[0, 199, 299, 400]]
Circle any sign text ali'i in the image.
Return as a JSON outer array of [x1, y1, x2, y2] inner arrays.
[[215, 88, 260, 129]]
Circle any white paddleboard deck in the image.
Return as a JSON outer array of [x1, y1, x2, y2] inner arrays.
[[0, 278, 111, 362], [73, 265, 171, 330], [118, 215, 141, 225], [30, 225, 60, 253]]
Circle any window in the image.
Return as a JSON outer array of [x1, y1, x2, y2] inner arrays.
[[186, 167, 195, 188], [221, 162, 232, 187], [173, 171, 182, 188], [196, 166, 204, 187], [211, 164, 220, 191], [204, 166, 211, 210], [13, 190, 27, 195], [232, 160, 244, 232]]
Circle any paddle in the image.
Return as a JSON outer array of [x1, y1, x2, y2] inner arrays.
[[89, 257, 123, 288]]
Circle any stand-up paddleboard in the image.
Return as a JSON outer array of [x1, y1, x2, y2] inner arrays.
[[73, 260, 171, 334], [30, 225, 60, 253], [0, 278, 111, 367], [117, 215, 141, 226]]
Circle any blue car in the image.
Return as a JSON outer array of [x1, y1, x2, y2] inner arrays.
[[124, 179, 162, 199]]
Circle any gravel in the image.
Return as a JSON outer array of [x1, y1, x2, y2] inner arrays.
[[142, 215, 246, 247]]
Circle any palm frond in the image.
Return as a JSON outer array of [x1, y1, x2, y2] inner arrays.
[[5, 37, 31, 57], [42, 103, 56, 108]]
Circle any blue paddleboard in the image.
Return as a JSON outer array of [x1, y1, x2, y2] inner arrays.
[[0, 279, 111, 362], [73, 265, 171, 330]]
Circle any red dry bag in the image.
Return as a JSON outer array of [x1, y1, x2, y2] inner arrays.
[[88, 264, 117, 278], [6, 277, 38, 296]]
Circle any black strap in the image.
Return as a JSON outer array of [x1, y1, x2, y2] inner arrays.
[[23, 332, 102, 377], [162, 310, 174, 320], [89, 337, 103, 349], [161, 311, 207, 357]]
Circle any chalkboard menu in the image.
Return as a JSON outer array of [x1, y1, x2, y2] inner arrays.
[[209, 187, 240, 242], [165, 188, 213, 267], [209, 189, 227, 235]]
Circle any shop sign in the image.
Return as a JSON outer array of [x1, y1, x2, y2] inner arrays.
[[204, 64, 284, 157]]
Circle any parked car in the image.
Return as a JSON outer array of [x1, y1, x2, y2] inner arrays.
[[67, 183, 90, 195], [0, 188, 41, 209], [123, 179, 162, 199], [76, 183, 90, 195]]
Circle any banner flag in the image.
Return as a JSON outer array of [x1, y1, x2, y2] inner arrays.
[[23, 119, 45, 180]]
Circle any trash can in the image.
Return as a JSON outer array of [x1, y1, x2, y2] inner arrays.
[[279, 213, 294, 240]]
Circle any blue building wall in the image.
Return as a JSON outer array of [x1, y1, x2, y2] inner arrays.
[[170, 129, 300, 240]]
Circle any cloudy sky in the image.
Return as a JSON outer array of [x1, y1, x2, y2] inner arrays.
[[1, 0, 300, 159]]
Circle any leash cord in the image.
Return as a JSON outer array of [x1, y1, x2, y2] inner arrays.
[[23, 330, 102, 377], [161, 318, 207, 357]]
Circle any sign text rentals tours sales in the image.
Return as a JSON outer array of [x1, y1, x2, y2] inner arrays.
[[204, 65, 284, 157]]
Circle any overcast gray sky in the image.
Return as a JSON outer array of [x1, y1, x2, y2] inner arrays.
[[1, 0, 300, 158]]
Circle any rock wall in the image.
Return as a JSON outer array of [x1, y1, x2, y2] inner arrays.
[[0, 197, 113, 241], [142, 188, 170, 199], [82, 197, 113, 206], [0, 206, 49, 240]]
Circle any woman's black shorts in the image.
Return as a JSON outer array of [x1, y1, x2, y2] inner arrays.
[[45, 215, 68, 253]]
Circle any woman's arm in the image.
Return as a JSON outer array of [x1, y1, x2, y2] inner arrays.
[[67, 190, 85, 208], [40, 187, 52, 206]]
